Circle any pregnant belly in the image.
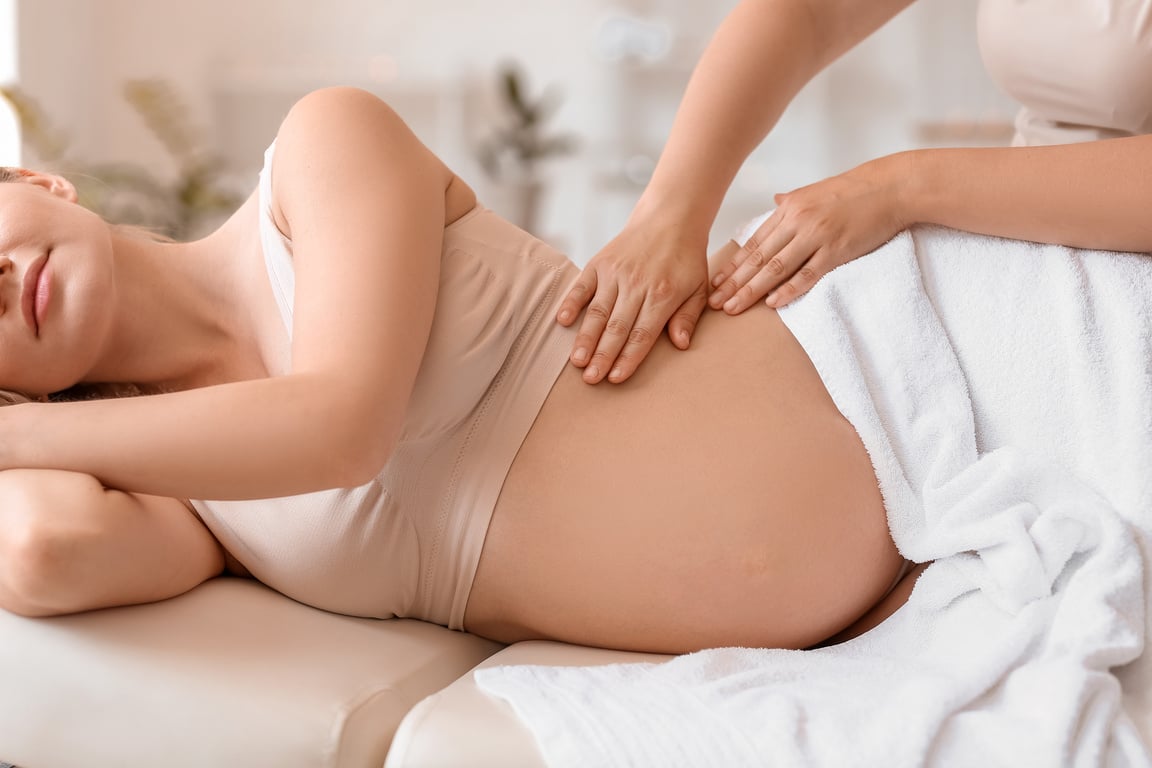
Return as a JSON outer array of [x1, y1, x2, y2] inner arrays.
[[465, 304, 901, 653]]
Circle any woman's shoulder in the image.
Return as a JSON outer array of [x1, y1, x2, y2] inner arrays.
[[269, 87, 473, 230], [263, 87, 456, 237], [281, 86, 399, 127], [272, 86, 440, 160], [270, 87, 422, 174]]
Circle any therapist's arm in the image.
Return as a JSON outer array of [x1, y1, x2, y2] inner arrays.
[[712, 133, 1152, 312], [633, 0, 916, 241], [556, 0, 917, 383], [899, 135, 1152, 253]]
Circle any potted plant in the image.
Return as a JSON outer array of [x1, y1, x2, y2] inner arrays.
[[477, 62, 579, 236], [1, 79, 241, 240]]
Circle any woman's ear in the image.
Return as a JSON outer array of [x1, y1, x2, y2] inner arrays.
[[13, 169, 78, 202]]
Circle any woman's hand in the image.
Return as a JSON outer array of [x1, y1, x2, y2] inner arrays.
[[556, 218, 711, 384], [708, 155, 909, 312]]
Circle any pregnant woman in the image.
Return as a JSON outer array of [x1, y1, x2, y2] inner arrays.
[[0, 87, 903, 654]]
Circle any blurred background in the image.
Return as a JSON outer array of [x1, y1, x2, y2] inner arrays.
[[0, 0, 1016, 261]]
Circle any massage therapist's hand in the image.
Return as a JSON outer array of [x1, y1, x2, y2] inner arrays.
[[556, 212, 710, 384], [709, 155, 910, 313]]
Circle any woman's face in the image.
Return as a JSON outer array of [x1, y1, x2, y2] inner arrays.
[[0, 173, 116, 396]]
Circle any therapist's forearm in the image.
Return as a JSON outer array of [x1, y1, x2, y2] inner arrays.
[[633, 0, 823, 234], [898, 135, 1152, 253], [633, 0, 916, 234]]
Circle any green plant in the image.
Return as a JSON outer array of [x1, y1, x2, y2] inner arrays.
[[477, 62, 579, 183], [0, 79, 241, 239]]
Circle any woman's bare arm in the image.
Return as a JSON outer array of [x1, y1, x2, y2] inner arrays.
[[898, 135, 1152, 253], [634, 0, 917, 235], [709, 133, 1152, 312], [0, 88, 448, 500], [555, 0, 917, 383], [0, 469, 225, 617]]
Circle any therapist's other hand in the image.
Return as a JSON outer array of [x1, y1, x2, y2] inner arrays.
[[556, 218, 710, 384], [708, 158, 907, 313]]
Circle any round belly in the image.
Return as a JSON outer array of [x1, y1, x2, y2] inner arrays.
[[465, 304, 901, 653]]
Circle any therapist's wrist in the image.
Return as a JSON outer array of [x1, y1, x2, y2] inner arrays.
[[889, 149, 937, 227], [627, 187, 716, 246]]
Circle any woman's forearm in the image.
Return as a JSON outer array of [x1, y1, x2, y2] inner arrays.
[[896, 135, 1152, 253], [2, 374, 400, 500], [634, 0, 823, 232], [0, 89, 447, 502], [0, 469, 225, 616], [635, 0, 914, 232]]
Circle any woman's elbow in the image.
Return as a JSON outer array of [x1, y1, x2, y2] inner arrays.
[[0, 521, 74, 617]]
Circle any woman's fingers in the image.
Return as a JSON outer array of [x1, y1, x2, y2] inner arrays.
[[722, 237, 813, 312], [667, 284, 709, 351], [708, 215, 791, 310], [556, 269, 597, 327], [568, 277, 707, 384], [569, 278, 620, 369], [601, 282, 708, 382], [580, 291, 647, 384], [605, 281, 708, 382], [706, 163, 910, 315], [711, 236, 809, 314], [560, 223, 712, 383], [763, 250, 828, 307], [709, 243, 751, 293]]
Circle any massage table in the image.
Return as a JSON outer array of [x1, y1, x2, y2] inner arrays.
[[0, 575, 658, 767]]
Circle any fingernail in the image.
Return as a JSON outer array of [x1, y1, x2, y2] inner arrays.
[[558, 309, 571, 323], [586, 365, 600, 380], [764, 292, 777, 307], [608, 368, 622, 381], [723, 297, 738, 312], [678, 330, 690, 346], [711, 274, 723, 287], [573, 347, 588, 364]]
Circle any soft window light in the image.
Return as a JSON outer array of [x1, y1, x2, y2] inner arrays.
[[0, 0, 16, 166], [0, 94, 18, 166]]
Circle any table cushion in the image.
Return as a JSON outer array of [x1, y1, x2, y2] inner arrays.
[[0, 577, 501, 768], [385, 641, 671, 768]]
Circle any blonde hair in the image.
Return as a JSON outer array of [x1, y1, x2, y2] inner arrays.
[[0, 390, 32, 406], [0, 384, 150, 408]]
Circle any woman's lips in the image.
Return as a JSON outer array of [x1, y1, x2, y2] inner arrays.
[[22, 252, 49, 336]]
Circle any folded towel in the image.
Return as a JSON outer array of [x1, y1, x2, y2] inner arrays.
[[476, 223, 1152, 767]]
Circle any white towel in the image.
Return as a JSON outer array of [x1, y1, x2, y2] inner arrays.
[[476, 223, 1152, 767]]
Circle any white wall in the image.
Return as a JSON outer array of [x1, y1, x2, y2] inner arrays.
[[0, 0, 20, 164], [15, 0, 101, 158], [13, 0, 1015, 260]]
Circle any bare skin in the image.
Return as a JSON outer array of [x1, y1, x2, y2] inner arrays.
[[561, 0, 1152, 385], [467, 298, 902, 653], [0, 88, 903, 654], [0, 88, 479, 615]]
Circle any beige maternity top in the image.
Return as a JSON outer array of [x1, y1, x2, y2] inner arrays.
[[979, 0, 1152, 145], [190, 145, 580, 629]]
